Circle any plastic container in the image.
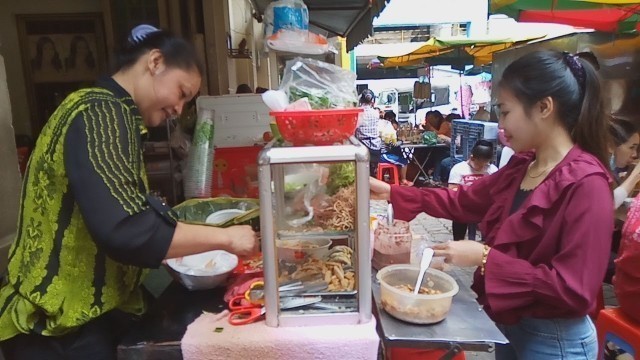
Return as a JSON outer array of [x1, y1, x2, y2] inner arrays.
[[377, 264, 459, 324], [184, 115, 215, 198], [270, 109, 362, 145], [372, 219, 412, 270], [166, 250, 239, 290]]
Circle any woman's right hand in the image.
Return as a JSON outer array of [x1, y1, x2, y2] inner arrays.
[[370, 177, 391, 201], [224, 225, 259, 256]]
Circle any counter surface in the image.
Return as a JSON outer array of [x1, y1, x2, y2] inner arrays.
[[373, 270, 508, 353]]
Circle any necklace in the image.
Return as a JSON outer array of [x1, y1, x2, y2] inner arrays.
[[527, 161, 554, 178]]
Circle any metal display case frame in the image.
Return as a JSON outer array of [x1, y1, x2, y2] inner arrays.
[[258, 137, 372, 327]]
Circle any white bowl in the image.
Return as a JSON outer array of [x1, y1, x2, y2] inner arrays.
[[205, 209, 246, 225], [166, 250, 239, 290]]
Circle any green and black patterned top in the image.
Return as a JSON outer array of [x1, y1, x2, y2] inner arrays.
[[0, 78, 175, 339]]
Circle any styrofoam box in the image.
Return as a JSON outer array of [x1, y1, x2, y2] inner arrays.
[[197, 94, 272, 148], [452, 119, 499, 140]]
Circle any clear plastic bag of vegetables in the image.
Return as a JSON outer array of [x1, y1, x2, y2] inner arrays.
[[279, 57, 358, 110]]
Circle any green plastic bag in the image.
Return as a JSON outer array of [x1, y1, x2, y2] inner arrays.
[[172, 198, 260, 229], [422, 131, 438, 146]]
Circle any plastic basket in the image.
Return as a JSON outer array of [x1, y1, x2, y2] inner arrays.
[[270, 108, 363, 146]]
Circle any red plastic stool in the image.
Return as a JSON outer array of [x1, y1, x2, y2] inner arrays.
[[596, 307, 640, 359], [378, 163, 400, 185]]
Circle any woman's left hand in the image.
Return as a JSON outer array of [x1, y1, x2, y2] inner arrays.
[[432, 240, 485, 268]]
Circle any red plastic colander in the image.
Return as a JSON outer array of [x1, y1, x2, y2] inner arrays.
[[270, 108, 363, 146]]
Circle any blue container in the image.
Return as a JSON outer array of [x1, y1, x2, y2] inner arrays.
[[273, 5, 309, 32]]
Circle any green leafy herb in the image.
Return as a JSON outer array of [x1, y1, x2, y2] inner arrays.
[[290, 88, 333, 109], [284, 182, 305, 193], [326, 163, 356, 196]]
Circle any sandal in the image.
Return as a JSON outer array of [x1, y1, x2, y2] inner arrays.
[[401, 179, 414, 187]]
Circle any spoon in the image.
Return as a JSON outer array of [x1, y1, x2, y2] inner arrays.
[[414, 247, 435, 295], [387, 203, 394, 227]]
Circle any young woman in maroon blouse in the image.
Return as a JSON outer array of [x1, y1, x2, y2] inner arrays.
[[371, 50, 612, 359]]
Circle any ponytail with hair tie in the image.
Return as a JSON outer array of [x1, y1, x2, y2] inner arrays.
[[562, 52, 586, 93], [499, 50, 609, 167]]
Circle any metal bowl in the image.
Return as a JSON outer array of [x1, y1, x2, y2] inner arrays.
[[276, 237, 331, 263], [165, 250, 239, 291]]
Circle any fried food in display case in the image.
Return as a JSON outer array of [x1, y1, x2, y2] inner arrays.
[[258, 137, 372, 327]]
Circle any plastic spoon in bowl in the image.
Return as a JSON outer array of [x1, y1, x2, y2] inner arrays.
[[414, 248, 435, 295]]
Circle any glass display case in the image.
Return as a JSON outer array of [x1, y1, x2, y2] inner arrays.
[[258, 137, 372, 327]]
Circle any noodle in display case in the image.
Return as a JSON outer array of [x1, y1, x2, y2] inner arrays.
[[258, 136, 372, 327]]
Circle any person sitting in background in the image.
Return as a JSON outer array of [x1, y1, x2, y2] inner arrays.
[[431, 113, 464, 183], [614, 190, 640, 324], [380, 112, 413, 186], [609, 116, 640, 208], [255, 86, 268, 94], [355, 89, 381, 177], [236, 83, 253, 94], [422, 110, 451, 138], [473, 107, 491, 121], [448, 140, 498, 240], [605, 116, 640, 285], [437, 113, 462, 144]]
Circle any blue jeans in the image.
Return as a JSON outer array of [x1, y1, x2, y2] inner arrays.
[[433, 156, 462, 182], [496, 316, 597, 360]]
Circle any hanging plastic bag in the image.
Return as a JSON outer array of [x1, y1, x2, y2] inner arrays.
[[267, 29, 329, 55], [264, 0, 309, 38], [279, 57, 358, 109]]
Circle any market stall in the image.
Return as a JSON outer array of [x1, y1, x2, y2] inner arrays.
[[115, 56, 507, 360]]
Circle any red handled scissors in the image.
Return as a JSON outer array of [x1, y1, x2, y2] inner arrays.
[[228, 295, 322, 325], [228, 304, 266, 325]]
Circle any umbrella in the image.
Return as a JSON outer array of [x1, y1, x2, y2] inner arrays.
[[491, 0, 640, 33], [378, 35, 543, 68]]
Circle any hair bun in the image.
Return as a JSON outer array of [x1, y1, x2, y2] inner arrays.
[[128, 24, 160, 45]]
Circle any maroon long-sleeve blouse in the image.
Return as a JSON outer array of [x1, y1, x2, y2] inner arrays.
[[390, 146, 613, 325]]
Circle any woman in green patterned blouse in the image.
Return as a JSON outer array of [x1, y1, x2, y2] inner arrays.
[[0, 25, 258, 360]]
